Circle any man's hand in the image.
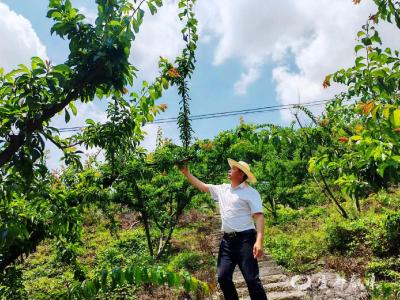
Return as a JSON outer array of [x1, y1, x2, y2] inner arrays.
[[178, 164, 189, 175], [253, 241, 263, 259]]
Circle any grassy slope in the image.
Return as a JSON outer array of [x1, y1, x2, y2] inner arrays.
[[264, 189, 400, 299], [18, 207, 217, 299]]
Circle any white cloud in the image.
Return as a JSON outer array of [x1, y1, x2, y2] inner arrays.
[[78, 6, 97, 25], [234, 66, 261, 95], [196, 0, 400, 120], [0, 2, 47, 72], [130, 0, 185, 81]]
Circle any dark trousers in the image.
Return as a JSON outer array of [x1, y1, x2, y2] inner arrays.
[[217, 230, 268, 300]]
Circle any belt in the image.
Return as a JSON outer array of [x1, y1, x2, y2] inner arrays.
[[223, 229, 256, 239]]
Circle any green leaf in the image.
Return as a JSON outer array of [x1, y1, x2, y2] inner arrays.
[[392, 109, 400, 127], [109, 20, 121, 27], [361, 37, 372, 46], [49, 0, 61, 8], [134, 267, 142, 283], [69, 101, 77, 116], [162, 77, 169, 89], [371, 30, 382, 44], [31, 57, 46, 70], [53, 64, 71, 74], [131, 18, 140, 33], [141, 267, 149, 282], [85, 118, 96, 126], [137, 8, 145, 25], [50, 22, 66, 36], [147, 2, 157, 15], [100, 269, 108, 291], [357, 30, 365, 37], [149, 88, 156, 100], [377, 162, 388, 177], [50, 11, 63, 19], [355, 45, 364, 53], [167, 272, 175, 287], [65, 109, 71, 123], [150, 270, 159, 284], [65, 0, 72, 11], [125, 267, 134, 284], [190, 278, 198, 291], [18, 64, 31, 75], [372, 69, 387, 77]]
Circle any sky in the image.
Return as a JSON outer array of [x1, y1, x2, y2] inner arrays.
[[1, 0, 399, 170]]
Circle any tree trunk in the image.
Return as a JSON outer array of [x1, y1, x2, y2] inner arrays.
[[318, 171, 349, 219], [132, 180, 154, 257]]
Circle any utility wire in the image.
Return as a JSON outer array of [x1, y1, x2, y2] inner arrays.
[[56, 98, 355, 132]]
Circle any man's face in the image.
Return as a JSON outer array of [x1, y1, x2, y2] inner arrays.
[[228, 166, 245, 182]]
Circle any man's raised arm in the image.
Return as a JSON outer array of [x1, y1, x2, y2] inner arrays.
[[178, 166, 209, 193]]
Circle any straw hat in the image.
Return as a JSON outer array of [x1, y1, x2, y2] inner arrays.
[[227, 158, 257, 183]]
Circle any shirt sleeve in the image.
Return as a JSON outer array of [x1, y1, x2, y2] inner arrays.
[[206, 184, 221, 202], [248, 190, 263, 214]]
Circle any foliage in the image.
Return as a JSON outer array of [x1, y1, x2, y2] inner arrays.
[[189, 123, 323, 218], [3, 0, 400, 299], [0, 266, 27, 300], [366, 258, 400, 282], [366, 257, 400, 299], [0, 0, 200, 278], [0, 1, 204, 299], [368, 282, 400, 300], [96, 229, 150, 270], [367, 211, 400, 257], [309, 0, 400, 220], [325, 217, 368, 255], [265, 222, 327, 273], [168, 251, 213, 273], [63, 263, 210, 299], [171, 0, 198, 150], [0, 169, 83, 272]]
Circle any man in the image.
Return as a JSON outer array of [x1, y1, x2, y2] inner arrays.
[[179, 158, 268, 300]]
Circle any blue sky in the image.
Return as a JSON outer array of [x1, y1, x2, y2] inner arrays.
[[1, 0, 398, 169]]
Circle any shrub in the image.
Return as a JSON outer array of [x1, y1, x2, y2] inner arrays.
[[326, 218, 368, 255], [367, 212, 400, 257], [97, 229, 151, 270], [0, 266, 27, 300], [274, 206, 303, 225], [368, 281, 400, 300], [266, 229, 327, 273], [375, 190, 400, 210], [168, 251, 213, 273], [366, 258, 400, 282], [385, 212, 400, 256], [270, 205, 327, 226]]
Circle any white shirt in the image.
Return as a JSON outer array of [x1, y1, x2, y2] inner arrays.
[[206, 182, 263, 233]]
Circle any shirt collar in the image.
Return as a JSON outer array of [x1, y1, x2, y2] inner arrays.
[[231, 181, 247, 190]]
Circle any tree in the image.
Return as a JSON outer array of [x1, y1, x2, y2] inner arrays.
[[309, 0, 400, 218], [0, 0, 198, 275]]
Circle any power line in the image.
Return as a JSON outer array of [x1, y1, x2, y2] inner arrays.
[[153, 100, 330, 123], [148, 98, 334, 122], [56, 98, 355, 132]]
